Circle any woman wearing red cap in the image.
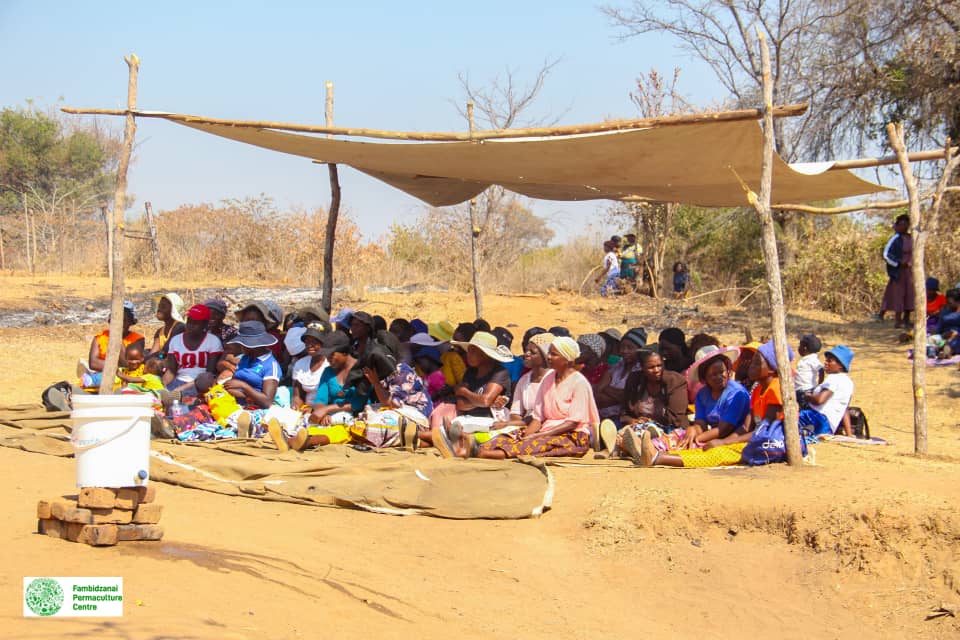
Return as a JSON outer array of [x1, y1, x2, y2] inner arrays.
[[165, 304, 224, 397]]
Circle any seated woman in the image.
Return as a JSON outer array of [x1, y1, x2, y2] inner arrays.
[[624, 341, 782, 468], [148, 292, 185, 356], [81, 301, 145, 376], [423, 331, 513, 444], [593, 327, 646, 423], [235, 301, 284, 361], [684, 334, 721, 403], [164, 304, 224, 397], [657, 327, 693, 373], [203, 297, 237, 344], [222, 320, 282, 412], [483, 332, 555, 442], [575, 334, 609, 386], [596, 349, 689, 458], [291, 326, 329, 409], [435, 336, 599, 459], [268, 330, 369, 451]]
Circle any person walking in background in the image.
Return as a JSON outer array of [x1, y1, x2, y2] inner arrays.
[[879, 214, 914, 328], [619, 233, 641, 288], [672, 261, 690, 299], [598, 240, 620, 297]]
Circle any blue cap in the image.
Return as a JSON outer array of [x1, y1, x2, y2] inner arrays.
[[825, 345, 854, 372], [758, 340, 795, 370]]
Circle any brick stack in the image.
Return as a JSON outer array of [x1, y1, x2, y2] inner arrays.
[[36, 485, 163, 547]]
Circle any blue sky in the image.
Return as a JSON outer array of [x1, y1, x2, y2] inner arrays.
[[0, 1, 727, 242]]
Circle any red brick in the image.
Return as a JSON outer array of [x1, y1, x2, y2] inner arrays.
[[36, 500, 53, 520], [38, 518, 63, 538], [77, 487, 117, 509], [90, 508, 133, 524], [64, 523, 118, 546], [135, 485, 157, 504], [116, 524, 164, 541], [50, 499, 93, 524], [113, 488, 140, 510], [132, 503, 163, 524]]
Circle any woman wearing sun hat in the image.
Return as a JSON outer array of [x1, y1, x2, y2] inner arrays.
[[800, 344, 855, 438], [435, 336, 600, 459], [223, 320, 282, 410], [423, 331, 513, 446], [149, 292, 185, 356], [427, 319, 466, 388]]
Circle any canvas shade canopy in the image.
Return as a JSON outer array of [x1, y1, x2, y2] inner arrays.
[[123, 111, 888, 208]]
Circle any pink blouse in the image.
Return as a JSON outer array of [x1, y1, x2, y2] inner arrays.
[[532, 370, 601, 436]]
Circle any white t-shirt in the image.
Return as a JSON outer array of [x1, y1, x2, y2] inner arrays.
[[810, 372, 854, 431], [167, 332, 224, 382], [603, 251, 620, 276], [292, 355, 329, 405], [795, 353, 823, 392]]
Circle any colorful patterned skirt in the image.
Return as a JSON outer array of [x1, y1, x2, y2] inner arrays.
[[480, 430, 590, 458]]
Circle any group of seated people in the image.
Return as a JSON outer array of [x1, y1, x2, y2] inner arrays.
[[75, 292, 857, 468]]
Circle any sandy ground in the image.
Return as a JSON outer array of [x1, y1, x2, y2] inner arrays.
[[1, 275, 959, 639]]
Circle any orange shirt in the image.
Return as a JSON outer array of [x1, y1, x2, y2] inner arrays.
[[927, 293, 947, 317], [751, 376, 783, 423], [94, 330, 145, 361]]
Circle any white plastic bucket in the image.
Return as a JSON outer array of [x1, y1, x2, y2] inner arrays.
[[70, 394, 154, 488]]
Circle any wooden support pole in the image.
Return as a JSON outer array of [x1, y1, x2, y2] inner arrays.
[[102, 206, 113, 278], [99, 54, 139, 395], [60, 102, 810, 142], [144, 202, 161, 273], [886, 122, 928, 455], [22, 194, 32, 274], [752, 30, 803, 466], [321, 81, 341, 315], [827, 147, 958, 171], [467, 101, 483, 320]]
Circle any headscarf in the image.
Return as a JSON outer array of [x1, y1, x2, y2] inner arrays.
[[552, 336, 580, 362], [528, 332, 555, 359], [576, 334, 606, 362]]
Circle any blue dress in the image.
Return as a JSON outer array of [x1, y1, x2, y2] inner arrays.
[[694, 379, 751, 429]]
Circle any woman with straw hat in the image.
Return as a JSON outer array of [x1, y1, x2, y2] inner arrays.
[[421, 331, 513, 447], [434, 336, 600, 459]]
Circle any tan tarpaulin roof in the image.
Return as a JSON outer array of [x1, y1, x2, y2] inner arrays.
[[149, 114, 890, 207]]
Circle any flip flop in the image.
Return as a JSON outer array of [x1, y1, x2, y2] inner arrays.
[[431, 424, 456, 459], [597, 420, 617, 456], [400, 416, 418, 452], [267, 418, 289, 452], [291, 428, 310, 451], [236, 412, 252, 439], [639, 430, 659, 467], [621, 428, 643, 466]]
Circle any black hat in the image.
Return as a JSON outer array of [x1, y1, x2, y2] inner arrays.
[[798, 334, 822, 353], [492, 326, 514, 349], [319, 330, 352, 356]]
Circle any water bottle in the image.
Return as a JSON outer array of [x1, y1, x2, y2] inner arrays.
[[169, 400, 188, 419]]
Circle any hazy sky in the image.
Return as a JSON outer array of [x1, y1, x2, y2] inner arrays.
[[1, 1, 733, 242]]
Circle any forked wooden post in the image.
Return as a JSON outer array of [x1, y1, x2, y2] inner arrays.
[[467, 101, 483, 320], [753, 30, 803, 466], [887, 122, 928, 455], [99, 54, 139, 395], [321, 81, 341, 315]]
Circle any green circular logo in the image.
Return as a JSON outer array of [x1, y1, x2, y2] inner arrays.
[[25, 578, 64, 616]]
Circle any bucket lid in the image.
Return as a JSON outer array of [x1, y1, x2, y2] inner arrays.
[[71, 393, 156, 408]]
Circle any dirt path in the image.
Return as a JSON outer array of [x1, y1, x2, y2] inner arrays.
[[1, 278, 958, 638]]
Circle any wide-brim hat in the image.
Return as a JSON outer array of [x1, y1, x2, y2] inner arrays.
[[601, 328, 622, 342], [451, 331, 514, 363], [153, 292, 185, 323], [428, 320, 455, 343], [825, 344, 854, 372], [687, 344, 741, 386], [202, 297, 228, 316], [298, 304, 329, 323], [228, 320, 278, 348], [407, 332, 446, 348], [235, 301, 274, 324]]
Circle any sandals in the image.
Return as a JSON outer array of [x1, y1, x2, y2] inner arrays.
[[639, 430, 659, 467], [236, 412, 252, 439], [597, 420, 618, 457], [431, 424, 457, 459], [621, 428, 644, 466], [267, 418, 289, 452], [399, 416, 419, 452]]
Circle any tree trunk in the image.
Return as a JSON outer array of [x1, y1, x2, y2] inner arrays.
[[22, 195, 32, 273], [467, 102, 483, 319], [102, 206, 113, 278], [754, 31, 803, 466], [99, 54, 139, 396], [887, 122, 927, 455], [320, 81, 340, 315]]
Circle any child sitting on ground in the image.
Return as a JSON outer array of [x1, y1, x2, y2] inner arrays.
[[795, 334, 824, 407], [193, 372, 255, 438], [800, 345, 855, 438], [120, 355, 166, 397], [82, 344, 152, 390]]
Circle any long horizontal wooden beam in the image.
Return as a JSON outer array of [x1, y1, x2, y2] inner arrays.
[[60, 103, 808, 142], [826, 147, 958, 170], [773, 186, 960, 214]]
